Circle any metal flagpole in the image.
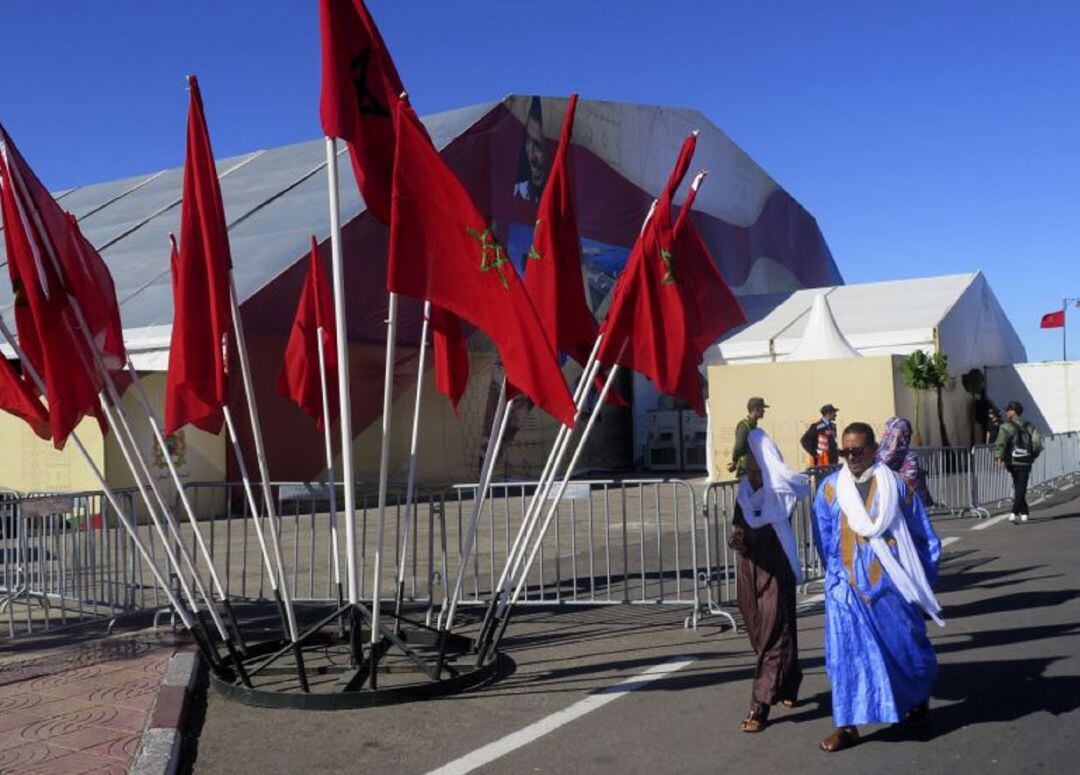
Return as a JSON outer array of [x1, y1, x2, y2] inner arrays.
[[122, 352, 247, 646], [370, 291, 398, 648], [1063, 297, 1068, 362], [484, 357, 622, 659], [441, 380, 512, 631], [394, 300, 431, 621], [0, 148, 237, 664], [228, 276, 308, 688], [316, 327, 343, 609], [325, 137, 358, 607], [0, 320, 206, 632]]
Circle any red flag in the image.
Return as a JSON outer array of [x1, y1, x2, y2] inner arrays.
[[319, 0, 403, 223], [428, 305, 469, 411], [164, 76, 234, 437], [524, 94, 597, 366], [0, 125, 126, 376], [388, 100, 576, 427], [595, 133, 741, 415], [1040, 309, 1065, 329], [0, 355, 50, 440], [278, 237, 339, 429], [0, 134, 107, 448], [672, 173, 748, 354]]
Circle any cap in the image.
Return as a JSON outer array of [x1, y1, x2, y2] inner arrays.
[[821, 403, 839, 415], [1006, 400, 1024, 414], [747, 396, 769, 411]]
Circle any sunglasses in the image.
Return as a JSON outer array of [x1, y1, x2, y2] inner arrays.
[[838, 446, 870, 459]]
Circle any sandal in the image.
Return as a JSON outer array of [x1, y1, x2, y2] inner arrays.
[[780, 698, 798, 709], [820, 726, 859, 752], [905, 701, 929, 729], [740, 706, 770, 733]]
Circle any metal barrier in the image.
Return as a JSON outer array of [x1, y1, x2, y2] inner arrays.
[[700, 468, 831, 627], [0, 490, 143, 637], [3, 433, 1079, 641], [440, 478, 700, 619], [911, 446, 978, 517]]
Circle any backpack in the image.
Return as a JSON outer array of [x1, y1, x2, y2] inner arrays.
[[1009, 422, 1036, 465]]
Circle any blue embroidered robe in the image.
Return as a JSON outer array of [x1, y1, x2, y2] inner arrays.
[[811, 468, 941, 726]]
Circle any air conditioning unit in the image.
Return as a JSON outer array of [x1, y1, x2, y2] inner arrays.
[[645, 410, 682, 471], [681, 410, 708, 471]]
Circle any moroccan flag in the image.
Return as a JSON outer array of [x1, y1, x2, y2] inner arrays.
[[164, 76, 234, 437], [0, 355, 50, 440], [672, 173, 748, 354], [1040, 309, 1065, 329], [388, 100, 576, 427], [595, 133, 738, 415], [0, 125, 126, 376], [319, 0, 403, 223], [428, 305, 469, 411], [278, 237, 338, 429], [0, 134, 107, 448], [524, 94, 596, 367]]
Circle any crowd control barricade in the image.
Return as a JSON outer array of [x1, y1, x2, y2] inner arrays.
[[175, 480, 442, 607], [0, 489, 143, 638], [970, 432, 1080, 511], [911, 446, 979, 518], [700, 467, 832, 629], [440, 478, 702, 624]]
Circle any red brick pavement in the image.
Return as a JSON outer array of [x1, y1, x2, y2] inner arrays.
[[0, 629, 183, 774]]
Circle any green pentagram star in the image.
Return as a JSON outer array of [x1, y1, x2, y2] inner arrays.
[[660, 248, 677, 285], [466, 225, 511, 290], [526, 219, 542, 261]]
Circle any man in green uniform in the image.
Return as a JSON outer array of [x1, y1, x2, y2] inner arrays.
[[728, 396, 769, 476]]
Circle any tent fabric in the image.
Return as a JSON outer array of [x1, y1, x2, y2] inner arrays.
[[718, 272, 1026, 372], [1, 95, 842, 482], [785, 293, 860, 361]]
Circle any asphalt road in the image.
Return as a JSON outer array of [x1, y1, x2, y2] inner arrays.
[[189, 486, 1080, 774]]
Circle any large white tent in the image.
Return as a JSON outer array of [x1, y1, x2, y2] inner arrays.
[[714, 272, 1026, 372]]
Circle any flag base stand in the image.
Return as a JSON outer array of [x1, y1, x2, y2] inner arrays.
[[207, 602, 512, 710]]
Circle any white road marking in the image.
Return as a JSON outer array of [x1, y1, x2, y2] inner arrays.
[[941, 536, 961, 547], [425, 658, 697, 775], [971, 513, 1013, 531]]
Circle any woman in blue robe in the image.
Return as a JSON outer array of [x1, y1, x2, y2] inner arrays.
[[811, 421, 942, 752]]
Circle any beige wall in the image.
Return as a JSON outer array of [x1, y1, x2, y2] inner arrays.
[[0, 372, 225, 499], [708, 355, 901, 479], [0, 413, 103, 493], [103, 372, 227, 504]]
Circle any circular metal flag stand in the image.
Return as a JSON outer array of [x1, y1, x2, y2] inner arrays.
[[208, 602, 512, 710]]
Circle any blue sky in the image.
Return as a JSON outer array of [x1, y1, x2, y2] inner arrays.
[[2, 0, 1077, 361]]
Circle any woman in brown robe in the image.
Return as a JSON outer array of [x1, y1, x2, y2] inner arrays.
[[728, 442, 803, 732]]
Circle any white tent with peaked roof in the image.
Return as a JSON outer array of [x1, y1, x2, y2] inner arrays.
[[785, 294, 860, 361]]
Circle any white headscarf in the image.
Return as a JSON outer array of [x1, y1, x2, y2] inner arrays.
[[836, 462, 944, 627], [736, 428, 809, 582]]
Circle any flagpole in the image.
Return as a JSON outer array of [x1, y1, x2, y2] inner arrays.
[[370, 290, 398, 653], [1, 149, 238, 665], [442, 381, 513, 631], [324, 137, 358, 607], [316, 326, 343, 609], [227, 276, 308, 689], [0, 319, 212, 656], [394, 299, 431, 622], [1063, 297, 1068, 361], [484, 357, 622, 660]]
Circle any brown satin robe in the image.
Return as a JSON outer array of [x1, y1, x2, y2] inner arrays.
[[731, 502, 802, 707]]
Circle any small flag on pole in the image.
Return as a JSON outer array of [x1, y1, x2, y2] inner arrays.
[[278, 237, 338, 429], [1040, 309, 1065, 329]]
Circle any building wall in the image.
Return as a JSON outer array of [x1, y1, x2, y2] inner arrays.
[[986, 362, 1080, 434], [103, 372, 226, 498], [0, 414, 103, 493], [707, 356, 900, 480], [0, 372, 224, 500]]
